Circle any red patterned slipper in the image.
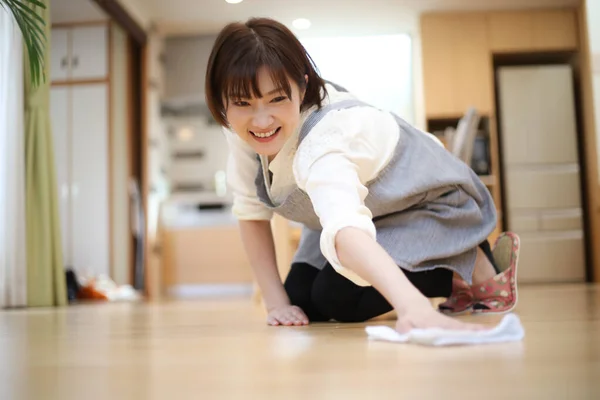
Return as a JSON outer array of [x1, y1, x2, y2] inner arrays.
[[438, 277, 474, 315], [471, 232, 521, 314]]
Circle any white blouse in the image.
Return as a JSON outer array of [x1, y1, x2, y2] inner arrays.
[[224, 84, 442, 278]]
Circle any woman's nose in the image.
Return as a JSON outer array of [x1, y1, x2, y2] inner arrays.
[[251, 110, 274, 129]]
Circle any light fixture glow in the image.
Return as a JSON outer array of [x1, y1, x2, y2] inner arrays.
[[177, 126, 194, 142], [225, 0, 243, 4], [292, 18, 311, 30]]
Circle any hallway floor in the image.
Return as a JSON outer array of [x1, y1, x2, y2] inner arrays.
[[1, 284, 599, 399]]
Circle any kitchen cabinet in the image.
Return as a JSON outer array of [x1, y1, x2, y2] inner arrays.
[[50, 84, 110, 276], [421, 13, 493, 118], [487, 10, 578, 53], [51, 25, 108, 82]]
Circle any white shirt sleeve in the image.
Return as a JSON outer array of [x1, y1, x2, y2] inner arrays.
[[224, 129, 273, 221], [293, 107, 399, 278]]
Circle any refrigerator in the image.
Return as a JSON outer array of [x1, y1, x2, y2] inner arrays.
[[497, 64, 586, 283]]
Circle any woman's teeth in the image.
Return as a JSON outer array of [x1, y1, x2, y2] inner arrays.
[[252, 128, 279, 138]]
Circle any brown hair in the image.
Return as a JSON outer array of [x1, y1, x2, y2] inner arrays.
[[205, 17, 327, 127]]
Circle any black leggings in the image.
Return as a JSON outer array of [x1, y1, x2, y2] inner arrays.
[[283, 240, 498, 323]]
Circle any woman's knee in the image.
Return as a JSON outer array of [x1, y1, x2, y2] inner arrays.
[[310, 266, 367, 323], [284, 263, 318, 306]]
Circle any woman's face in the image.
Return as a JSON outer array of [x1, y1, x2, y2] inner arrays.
[[225, 67, 305, 158]]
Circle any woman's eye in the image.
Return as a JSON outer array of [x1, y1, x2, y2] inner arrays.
[[271, 96, 287, 103], [233, 100, 250, 107]]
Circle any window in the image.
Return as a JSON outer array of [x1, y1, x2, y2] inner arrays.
[[300, 34, 414, 124]]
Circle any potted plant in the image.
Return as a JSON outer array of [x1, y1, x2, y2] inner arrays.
[[1, 0, 46, 86]]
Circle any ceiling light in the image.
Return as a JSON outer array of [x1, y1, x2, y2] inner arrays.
[[292, 18, 311, 30], [177, 126, 194, 142], [225, 0, 243, 4]]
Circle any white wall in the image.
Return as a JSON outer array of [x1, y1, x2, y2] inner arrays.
[[118, 0, 152, 30], [50, 0, 108, 24]]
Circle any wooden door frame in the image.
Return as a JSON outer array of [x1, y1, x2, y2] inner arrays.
[[576, 3, 600, 283], [91, 0, 148, 289]]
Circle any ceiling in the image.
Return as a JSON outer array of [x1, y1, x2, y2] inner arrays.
[[49, 0, 581, 37], [148, 0, 580, 37]]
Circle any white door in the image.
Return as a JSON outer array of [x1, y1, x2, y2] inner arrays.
[[70, 26, 108, 80], [50, 28, 69, 82], [71, 84, 109, 277], [498, 65, 585, 283], [50, 87, 71, 267]]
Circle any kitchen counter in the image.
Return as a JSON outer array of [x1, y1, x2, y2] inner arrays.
[[161, 201, 239, 229]]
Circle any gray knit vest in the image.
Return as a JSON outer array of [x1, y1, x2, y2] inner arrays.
[[254, 98, 496, 283]]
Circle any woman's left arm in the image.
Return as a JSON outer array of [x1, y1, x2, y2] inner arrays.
[[296, 102, 494, 330], [335, 225, 487, 332], [301, 152, 485, 332]]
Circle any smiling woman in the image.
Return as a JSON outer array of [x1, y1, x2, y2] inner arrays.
[[204, 17, 519, 335]]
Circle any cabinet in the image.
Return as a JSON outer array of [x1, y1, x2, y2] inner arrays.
[[488, 10, 578, 53], [421, 13, 493, 117], [50, 25, 108, 82], [163, 35, 216, 104], [50, 84, 110, 276], [421, 9, 579, 119], [162, 224, 254, 290], [497, 65, 585, 282], [50, 23, 112, 278]]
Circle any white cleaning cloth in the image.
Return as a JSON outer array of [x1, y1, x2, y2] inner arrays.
[[365, 313, 524, 346]]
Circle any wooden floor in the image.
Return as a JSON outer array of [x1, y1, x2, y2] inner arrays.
[[1, 284, 599, 400]]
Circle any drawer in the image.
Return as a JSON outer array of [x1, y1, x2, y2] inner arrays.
[[540, 209, 583, 231], [517, 231, 586, 283], [505, 166, 582, 209], [509, 209, 583, 232]]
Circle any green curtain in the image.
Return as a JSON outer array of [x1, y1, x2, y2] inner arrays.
[[24, 0, 67, 307]]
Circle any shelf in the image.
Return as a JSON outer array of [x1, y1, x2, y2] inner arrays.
[[478, 175, 497, 186]]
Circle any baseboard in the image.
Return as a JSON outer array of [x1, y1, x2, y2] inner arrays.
[[167, 283, 254, 298]]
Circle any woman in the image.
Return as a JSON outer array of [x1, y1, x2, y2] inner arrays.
[[204, 17, 519, 333]]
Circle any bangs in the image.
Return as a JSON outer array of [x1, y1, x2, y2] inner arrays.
[[220, 50, 293, 101]]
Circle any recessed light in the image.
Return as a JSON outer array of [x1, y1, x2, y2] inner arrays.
[[292, 18, 311, 30], [177, 126, 194, 142], [225, 0, 243, 4]]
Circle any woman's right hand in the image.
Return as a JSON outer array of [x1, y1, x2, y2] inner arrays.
[[267, 305, 309, 326]]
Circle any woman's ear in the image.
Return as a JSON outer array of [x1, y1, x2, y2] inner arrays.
[[300, 74, 309, 103]]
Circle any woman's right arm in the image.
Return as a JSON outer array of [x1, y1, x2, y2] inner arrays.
[[224, 130, 308, 325], [238, 220, 287, 308], [239, 220, 308, 325]]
